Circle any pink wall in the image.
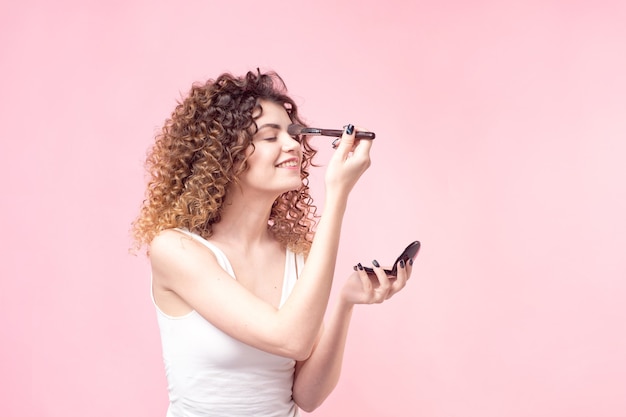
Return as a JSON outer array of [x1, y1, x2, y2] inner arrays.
[[2, 1, 625, 416]]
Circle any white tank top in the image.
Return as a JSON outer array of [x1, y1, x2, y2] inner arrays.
[[152, 229, 303, 417]]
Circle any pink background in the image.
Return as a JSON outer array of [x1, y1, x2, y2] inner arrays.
[[2, 1, 625, 416]]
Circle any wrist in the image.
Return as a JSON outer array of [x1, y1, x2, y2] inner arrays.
[[337, 292, 356, 311], [323, 189, 349, 212]]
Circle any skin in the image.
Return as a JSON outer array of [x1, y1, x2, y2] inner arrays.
[[149, 100, 412, 412]]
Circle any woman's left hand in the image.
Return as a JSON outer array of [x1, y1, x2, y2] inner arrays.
[[339, 259, 413, 305]]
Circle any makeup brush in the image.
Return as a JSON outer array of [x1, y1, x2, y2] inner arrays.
[[287, 124, 376, 140]]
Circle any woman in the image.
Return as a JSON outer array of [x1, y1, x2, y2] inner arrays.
[[132, 70, 413, 416]]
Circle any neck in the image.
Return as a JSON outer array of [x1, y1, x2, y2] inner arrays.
[[211, 186, 278, 249]]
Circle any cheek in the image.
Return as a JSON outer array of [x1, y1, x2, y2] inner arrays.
[[245, 150, 262, 168], [241, 146, 260, 169], [243, 149, 274, 175]]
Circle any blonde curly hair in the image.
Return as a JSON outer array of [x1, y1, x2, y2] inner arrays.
[[131, 70, 318, 255]]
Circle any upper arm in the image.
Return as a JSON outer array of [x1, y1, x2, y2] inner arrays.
[[149, 230, 304, 359]]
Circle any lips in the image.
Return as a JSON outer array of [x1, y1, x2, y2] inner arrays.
[[276, 158, 299, 168]]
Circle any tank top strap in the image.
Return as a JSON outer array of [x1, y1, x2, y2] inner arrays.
[[279, 250, 304, 308], [173, 228, 236, 278]]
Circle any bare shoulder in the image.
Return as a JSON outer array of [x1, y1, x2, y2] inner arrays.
[[150, 229, 219, 287], [150, 229, 195, 255], [151, 229, 214, 259]]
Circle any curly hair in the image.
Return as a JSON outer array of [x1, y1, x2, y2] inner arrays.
[[131, 70, 318, 255]]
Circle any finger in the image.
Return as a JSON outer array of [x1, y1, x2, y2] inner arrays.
[[405, 257, 415, 280], [388, 259, 408, 299], [335, 127, 374, 154], [371, 259, 392, 303], [355, 263, 373, 292], [355, 263, 376, 304], [350, 126, 373, 157], [335, 124, 356, 159]]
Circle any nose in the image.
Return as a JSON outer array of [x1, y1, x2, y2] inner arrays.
[[280, 130, 301, 151]]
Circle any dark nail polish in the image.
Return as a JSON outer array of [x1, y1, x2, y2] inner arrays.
[[345, 124, 354, 135], [409, 258, 414, 266], [399, 259, 405, 268], [357, 263, 364, 271], [372, 259, 380, 268]]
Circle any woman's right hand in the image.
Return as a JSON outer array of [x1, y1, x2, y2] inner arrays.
[[324, 124, 372, 197]]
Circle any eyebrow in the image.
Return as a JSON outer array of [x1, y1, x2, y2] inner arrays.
[[256, 123, 282, 132]]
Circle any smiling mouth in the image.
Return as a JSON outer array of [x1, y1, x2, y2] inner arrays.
[[276, 160, 299, 168]]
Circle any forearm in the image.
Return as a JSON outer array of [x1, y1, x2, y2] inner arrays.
[[276, 127, 370, 357], [301, 191, 348, 283], [277, 194, 348, 355], [292, 299, 354, 412]]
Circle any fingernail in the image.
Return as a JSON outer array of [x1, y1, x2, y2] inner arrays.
[[409, 258, 414, 266], [332, 138, 340, 149], [399, 259, 405, 268], [357, 263, 364, 271], [345, 124, 354, 135], [372, 259, 380, 268]]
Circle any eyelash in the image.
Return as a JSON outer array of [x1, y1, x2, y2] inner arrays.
[[263, 135, 303, 143]]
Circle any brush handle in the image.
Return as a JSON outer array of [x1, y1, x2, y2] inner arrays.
[[319, 129, 376, 140], [290, 124, 377, 140], [302, 127, 375, 139]]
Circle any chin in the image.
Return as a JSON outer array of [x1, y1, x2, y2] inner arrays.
[[280, 181, 303, 194]]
